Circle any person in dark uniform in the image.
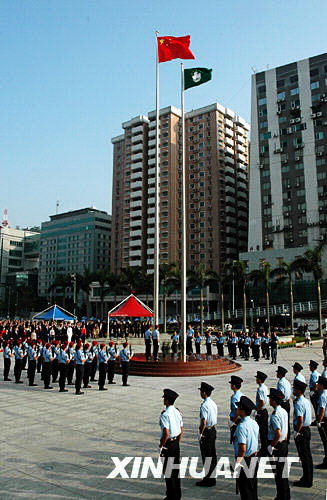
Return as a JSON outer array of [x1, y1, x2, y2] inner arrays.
[[216, 332, 224, 357], [3, 340, 13, 381], [51, 340, 60, 383], [144, 327, 152, 361], [90, 340, 98, 381], [243, 334, 251, 361], [230, 333, 238, 360], [74, 340, 85, 395], [254, 371, 269, 455], [107, 341, 117, 384], [316, 376, 327, 469], [27, 341, 38, 386], [186, 325, 194, 355], [293, 379, 313, 487], [267, 388, 290, 500], [36, 339, 43, 373], [196, 382, 217, 487], [233, 396, 259, 500], [252, 333, 261, 362], [58, 341, 69, 392], [195, 332, 202, 358], [98, 343, 109, 390], [159, 388, 183, 500], [119, 342, 133, 386], [206, 331, 212, 358]]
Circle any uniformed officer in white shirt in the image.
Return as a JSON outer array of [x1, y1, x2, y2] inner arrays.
[[309, 360, 320, 416], [254, 371, 269, 455], [276, 366, 291, 444], [316, 376, 327, 469], [196, 382, 218, 487], [293, 379, 313, 487], [159, 388, 183, 500], [293, 362, 306, 383], [229, 375, 244, 443], [268, 388, 290, 500], [233, 396, 259, 500]]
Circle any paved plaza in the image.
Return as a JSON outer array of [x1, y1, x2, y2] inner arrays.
[[0, 341, 326, 499]]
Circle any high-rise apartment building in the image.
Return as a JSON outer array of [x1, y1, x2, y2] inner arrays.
[[249, 52, 327, 251], [38, 207, 111, 297], [111, 103, 249, 275]]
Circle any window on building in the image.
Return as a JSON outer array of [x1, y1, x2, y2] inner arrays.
[[316, 131, 324, 140], [277, 92, 286, 100], [290, 87, 299, 95], [258, 97, 267, 105], [311, 81, 320, 90]]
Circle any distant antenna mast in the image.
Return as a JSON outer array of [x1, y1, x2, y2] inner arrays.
[[2, 208, 8, 227], [56, 200, 59, 215]]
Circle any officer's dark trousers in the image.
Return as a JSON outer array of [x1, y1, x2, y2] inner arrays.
[[98, 362, 107, 389], [107, 360, 115, 383], [318, 419, 327, 464], [206, 344, 212, 356], [43, 362, 51, 388], [4, 358, 11, 380], [59, 363, 67, 391], [83, 362, 91, 387], [37, 356, 42, 373], [52, 359, 59, 382], [162, 438, 181, 500], [186, 337, 193, 355], [90, 357, 97, 380], [294, 426, 313, 485], [67, 360, 74, 384], [244, 345, 249, 360], [14, 359, 22, 383], [256, 409, 268, 454], [231, 344, 236, 359], [280, 401, 290, 443], [272, 441, 290, 500], [75, 364, 84, 393], [145, 339, 151, 360], [271, 348, 277, 364], [196, 343, 201, 355], [238, 456, 258, 500], [153, 339, 159, 360], [200, 426, 217, 481], [310, 392, 318, 415], [28, 360, 36, 385], [217, 343, 224, 356], [121, 361, 129, 385], [253, 345, 260, 361]]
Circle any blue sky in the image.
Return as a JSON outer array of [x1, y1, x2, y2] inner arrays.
[[2, 0, 327, 228]]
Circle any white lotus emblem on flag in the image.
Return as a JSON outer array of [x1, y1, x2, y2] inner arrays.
[[192, 70, 202, 83]]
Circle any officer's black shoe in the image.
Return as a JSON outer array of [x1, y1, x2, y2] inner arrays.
[[123, 383, 130, 386], [316, 462, 327, 469], [15, 381, 24, 384], [109, 381, 116, 384], [84, 385, 92, 388], [310, 420, 317, 426], [4, 378, 12, 381], [293, 480, 312, 487], [99, 387, 108, 391], [90, 379, 97, 382], [59, 389, 68, 392], [29, 383, 38, 386], [45, 386, 53, 389], [75, 391, 84, 395]]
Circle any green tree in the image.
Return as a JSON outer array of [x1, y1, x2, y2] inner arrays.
[[159, 263, 177, 333], [292, 240, 326, 337], [120, 266, 143, 294], [249, 262, 272, 332], [270, 260, 301, 336], [187, 264, 219, 335], [230, 260, 250, 332]]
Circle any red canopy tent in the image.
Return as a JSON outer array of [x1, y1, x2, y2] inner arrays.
[[108, 294, 153, 317]]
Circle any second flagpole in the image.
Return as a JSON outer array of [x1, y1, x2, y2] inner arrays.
[[154, 32, 160, 331], [181, 62, 187, 362]]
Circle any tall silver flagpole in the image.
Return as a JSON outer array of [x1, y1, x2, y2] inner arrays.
[[181, 62, 187, 362], [154, 32, 160, 329]]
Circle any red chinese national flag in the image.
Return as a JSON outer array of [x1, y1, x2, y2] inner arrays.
[[157, 35, 195, 63]]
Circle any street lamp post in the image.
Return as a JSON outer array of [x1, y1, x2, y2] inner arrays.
[[71, 274, 77, 317], [250, 299, 254, 334]]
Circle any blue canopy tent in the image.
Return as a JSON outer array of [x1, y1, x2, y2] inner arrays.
[[32, 305, 77, 321]]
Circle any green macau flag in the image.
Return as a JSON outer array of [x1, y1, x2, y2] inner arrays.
[[184, 67, 212, 90]]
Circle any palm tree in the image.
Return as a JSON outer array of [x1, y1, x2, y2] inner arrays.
[[230, 260, 249, 332], [120, 266, 143, 294], [96, 270, 126, 319], [292, 239, 326, 337], [48, 274, 71, 308], [187, 264, 219, 335], [139, 272, 153, 306], [160, 263, 177, 333], [270, 261, 301, 336], [77, 268, 97, 318], [249, 262, 272, 332]]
